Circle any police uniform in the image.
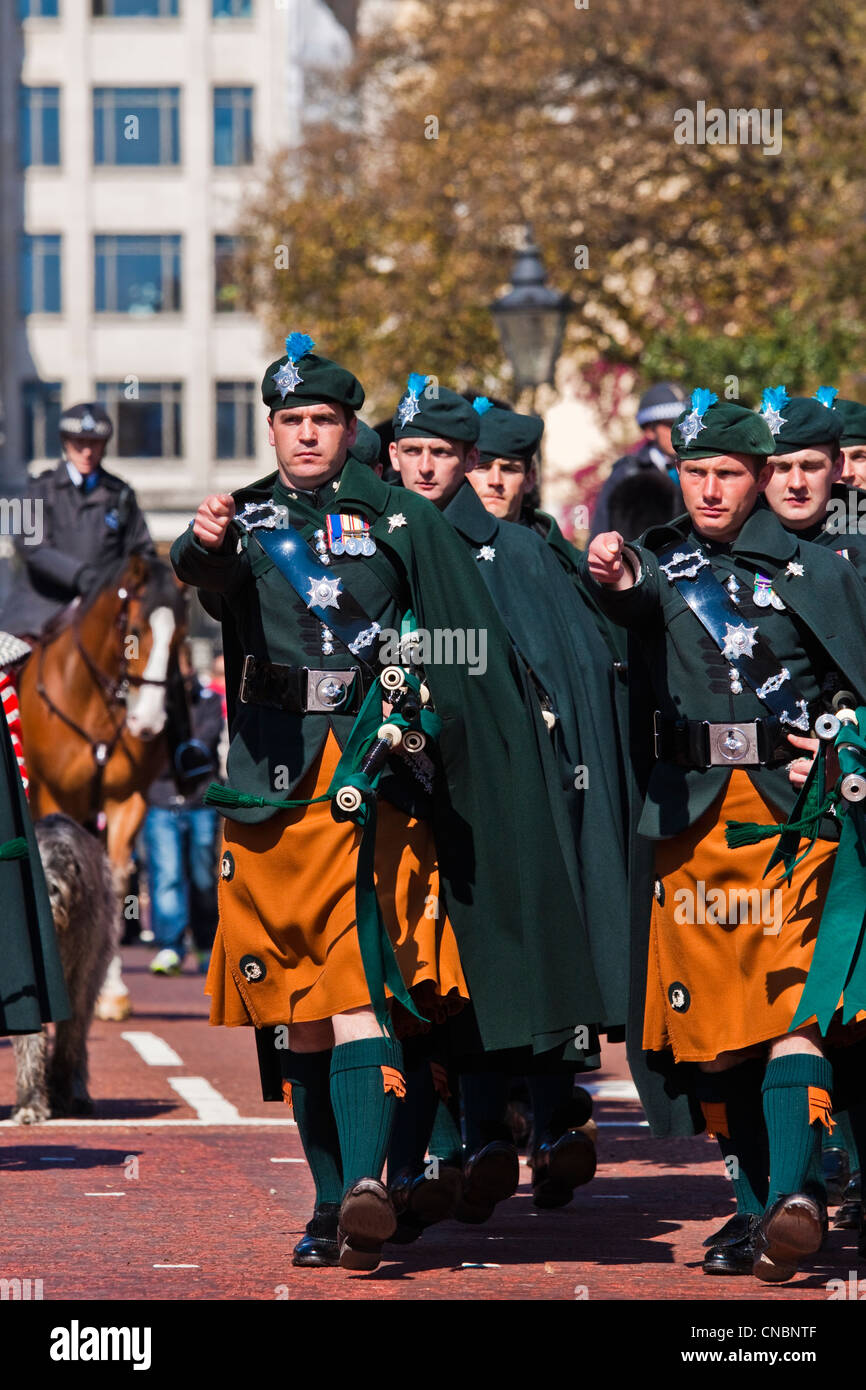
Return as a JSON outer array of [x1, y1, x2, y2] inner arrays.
[[585, 392, 866, 1281], [0, 403, 155, 639], [170, 338, 604, 1270]]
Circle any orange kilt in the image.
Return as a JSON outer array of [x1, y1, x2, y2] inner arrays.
[[643, 770, 838, 1063], [205, 733, 468, 1028]]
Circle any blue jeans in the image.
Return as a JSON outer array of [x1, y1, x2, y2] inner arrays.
[[143, 806, 219, 957]]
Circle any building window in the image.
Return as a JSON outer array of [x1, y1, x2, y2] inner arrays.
[[92, 1, 179, 16], [215, 235, 248, 313], [94, 235, 181, 315], [96, 382, 183, 457], [213, 88, 253, 166], [94, 88, 180, 165], [213, 0, 251, 15], [216, 382, 256, 459], [22, 382, 63, 461], [19, 87, 60, 167], [21, 235, 62, 315], [19, 1, 60, 17]]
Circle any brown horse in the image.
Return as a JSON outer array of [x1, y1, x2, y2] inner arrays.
[[18, 554, 189, 1017]]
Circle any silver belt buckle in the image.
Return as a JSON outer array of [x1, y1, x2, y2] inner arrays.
[[305, 668, 355, 713], [706, 721, 760, 766]]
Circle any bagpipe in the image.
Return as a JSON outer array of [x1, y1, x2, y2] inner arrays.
[[726, 691, 866, 1032]]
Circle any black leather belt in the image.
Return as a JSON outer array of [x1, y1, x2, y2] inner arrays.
[[238, 656, 373, 714], [653, 712, 799, 769]]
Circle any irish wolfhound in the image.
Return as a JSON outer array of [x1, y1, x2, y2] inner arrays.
[[12, 815, 116, 1123]]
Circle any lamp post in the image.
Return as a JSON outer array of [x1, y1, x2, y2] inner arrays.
[[489, 227, 573, 400]]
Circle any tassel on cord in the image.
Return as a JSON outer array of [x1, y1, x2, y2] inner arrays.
[[725, 797, 836, 850]]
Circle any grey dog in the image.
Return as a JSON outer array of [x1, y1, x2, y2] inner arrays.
[[12, 815, 116, 1123]]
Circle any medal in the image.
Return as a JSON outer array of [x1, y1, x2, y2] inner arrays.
[[326, 513, 376, 557], [753, 573, 785, 611]]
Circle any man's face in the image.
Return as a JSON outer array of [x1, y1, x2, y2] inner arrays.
[[763, 445, 842, 531], [678, 453, 772, 541], [268, 402, 356, 488], [467, 455, 534, 523], [840, 445, 866, 489], [389, 436, 477, 509], [62, 436, 107, 475], [646, 422, 675, 456]]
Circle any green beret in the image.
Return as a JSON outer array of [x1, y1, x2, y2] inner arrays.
[[673, 389, 775, 460], [347, 420, 382, 468], [474, 399, 543, 464], [261, 333, 364, 413], [392, 374, 480, 444], [834, 398, 866, 448], [759, 385, 843, 455]]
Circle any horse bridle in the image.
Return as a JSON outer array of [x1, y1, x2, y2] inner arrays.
[[35, 576, 173, 822]]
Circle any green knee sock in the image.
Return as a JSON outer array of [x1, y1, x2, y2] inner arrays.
[[696, 1060, 769, 1217], [281, 1050, 343, 1208], [330, 1036, 404, 1194], [763, 1054, 833, 1208]]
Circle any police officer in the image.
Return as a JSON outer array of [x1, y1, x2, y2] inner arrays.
[[586, 390, 866, 1282], [0, 402, 155, 642]]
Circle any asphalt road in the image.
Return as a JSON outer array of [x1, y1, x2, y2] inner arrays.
[[0, 945, 861, 1303]]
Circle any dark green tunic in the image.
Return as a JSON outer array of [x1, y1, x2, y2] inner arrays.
[[171, 458, 605, 1055], [0, 716, 69, 1035], [772, 485, 866, 582]]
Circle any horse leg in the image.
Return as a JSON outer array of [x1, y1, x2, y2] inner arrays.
[[94, 794, 146, 1022]]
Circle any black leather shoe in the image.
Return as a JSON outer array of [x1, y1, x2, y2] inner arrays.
[[702, 1215, 759, 1275], [531, 1128, 597, 1209], [702, 1212, 758, 1248], [387, 1164, 464, 1244], [291, 1203, 341, 1267], [834, 1173, 862, 1230], [338, 1178, 397, 1271], [821, 1146, 850, 1206], [454, 1141, 520, 1224], [753, 1193, 823, 1283]]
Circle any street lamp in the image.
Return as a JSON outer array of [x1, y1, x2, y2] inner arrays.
[[489, 227, 573, 394]]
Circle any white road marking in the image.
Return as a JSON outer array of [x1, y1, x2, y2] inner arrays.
[[168, 1076, 241, 1123], [153, 1264, 200, 1269], [583, 1080, 641, 1101], [0, 1118, 296, 1128], [85, 1192, 125, 1197], [269, 1157, 305, 1163], [121, 1032, 184, 1067]]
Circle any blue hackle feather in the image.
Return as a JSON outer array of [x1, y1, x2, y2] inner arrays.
[[284, 332, 315, 360], [814, 385, 838, 409], [690, 388, 718, 415], [472, 396, 494, 416], [407, 372, 428, 397], [761, 385, 790, 412]]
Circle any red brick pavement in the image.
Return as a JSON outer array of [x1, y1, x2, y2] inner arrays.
[[0, 947, 861, 1302]]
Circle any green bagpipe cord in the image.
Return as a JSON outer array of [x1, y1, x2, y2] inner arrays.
[[203, 628, 440, 1032], [725, 709, 866, 1034]]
